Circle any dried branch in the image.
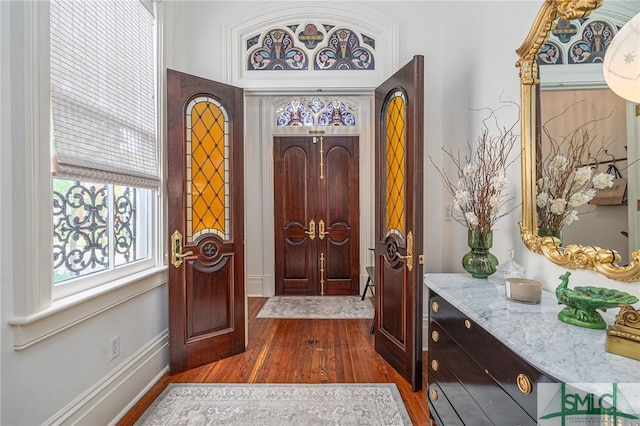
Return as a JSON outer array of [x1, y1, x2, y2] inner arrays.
[[430, 101, 521, 232], [536, 102, 616, 231]]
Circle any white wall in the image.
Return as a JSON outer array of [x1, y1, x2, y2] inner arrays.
[[1, 2, 168, 425], [2, 1, 638, 424], [0, 0, 8, 422]]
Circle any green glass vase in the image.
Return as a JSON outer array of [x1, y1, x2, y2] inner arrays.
[[462, 229, 498, 279]]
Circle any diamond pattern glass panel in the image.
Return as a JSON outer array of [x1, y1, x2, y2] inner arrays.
[[185, 97, 230, 242], [384, 91, 406, 237]]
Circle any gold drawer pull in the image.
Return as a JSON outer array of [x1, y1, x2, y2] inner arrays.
[[430, 389, 438, 401], [431, 360, 439, 371], [431, 330, 439, 342], [432, 302, 439, 312], [464, 319, 471, 329], [517, 373, 532, 394]]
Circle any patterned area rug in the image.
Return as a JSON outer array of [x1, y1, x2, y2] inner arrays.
[[135, 383, 411, 425], [256, 296, 374, 319]]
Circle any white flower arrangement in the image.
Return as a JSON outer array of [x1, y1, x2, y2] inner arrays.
[[536, 107, 615, 233], [432, 103, 519, 232], [537, 156, 614, 230]]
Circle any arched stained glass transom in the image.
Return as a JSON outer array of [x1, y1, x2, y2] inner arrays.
[[276, 97, 356, 127], [538, 18, 618, 65], [247, 23, 375, 71]]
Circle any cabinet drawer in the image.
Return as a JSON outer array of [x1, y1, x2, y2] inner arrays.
[[429, 291, 556, 419], [428, 367, 492, 425], [429, 321, 536, 425], [428, 382, 465, 426]]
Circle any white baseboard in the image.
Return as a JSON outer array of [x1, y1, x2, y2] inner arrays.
[[246, 274, 277, 297], [45, 330, 169, 426], [246, 275, 264, 297]]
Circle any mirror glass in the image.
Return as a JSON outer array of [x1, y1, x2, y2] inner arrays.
[[516, 0, 640, 281], [538, 87, 635, 262]]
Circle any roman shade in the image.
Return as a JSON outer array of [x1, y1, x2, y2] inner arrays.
[[50, 0, 159, 188]]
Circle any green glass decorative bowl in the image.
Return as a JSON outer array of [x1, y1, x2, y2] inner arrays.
[[555, 272, 639, 329]]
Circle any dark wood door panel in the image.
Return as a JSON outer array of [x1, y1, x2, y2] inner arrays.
[[274, 136, 359, 296], [274, 137, 317, 295], [323, 235, 355, 295], [279, 144, 312, 223], [325, 142, 357, 218], [379, 263, 405, 344], [166, 69, 245, 374], [374, 55, 424, 391], [322, 137, 359, 296], [186, 258, 231, 338], [280, 234, 317, 295]]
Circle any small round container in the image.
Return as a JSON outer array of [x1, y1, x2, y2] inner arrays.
[[505, 278, 542, 304]]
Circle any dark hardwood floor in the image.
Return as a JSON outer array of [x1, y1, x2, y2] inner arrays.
[[117, 297, 429, 425]]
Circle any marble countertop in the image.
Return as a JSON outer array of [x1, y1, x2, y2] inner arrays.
[[424, 273, 640, 385]]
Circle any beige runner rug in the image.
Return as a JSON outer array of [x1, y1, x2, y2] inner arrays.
[[135, 383, 411, 425], [256, 295, 374, 319]]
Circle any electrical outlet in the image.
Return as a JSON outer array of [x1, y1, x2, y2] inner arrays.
[[451, 206, 465, 222], [445, 204, 453, 221], [109, 335, 120, 361]]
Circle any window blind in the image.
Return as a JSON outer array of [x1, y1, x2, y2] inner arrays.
[[50, 0, 159, 189]]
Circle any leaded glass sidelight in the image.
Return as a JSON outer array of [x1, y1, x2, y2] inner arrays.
[[383, 91, 406, 239], [186, 97, 231, 242]]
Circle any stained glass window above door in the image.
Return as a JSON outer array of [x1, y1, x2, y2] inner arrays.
[[247, 24, 375, 71], [538, 18, 618, 65], [275, 97, 356, 126], [227, 3, 396, 89]]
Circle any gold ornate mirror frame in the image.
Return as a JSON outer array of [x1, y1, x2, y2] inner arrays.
[[515, 0, 640, 282]]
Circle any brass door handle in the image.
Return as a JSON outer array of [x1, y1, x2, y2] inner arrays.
[[318, 220, 329, 240], [171, 230, 194, 268], [396, 231, 414, 271], [305, 220, 316, 240]]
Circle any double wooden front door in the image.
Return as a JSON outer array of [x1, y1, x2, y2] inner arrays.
[[274, 136, 359, 296]]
